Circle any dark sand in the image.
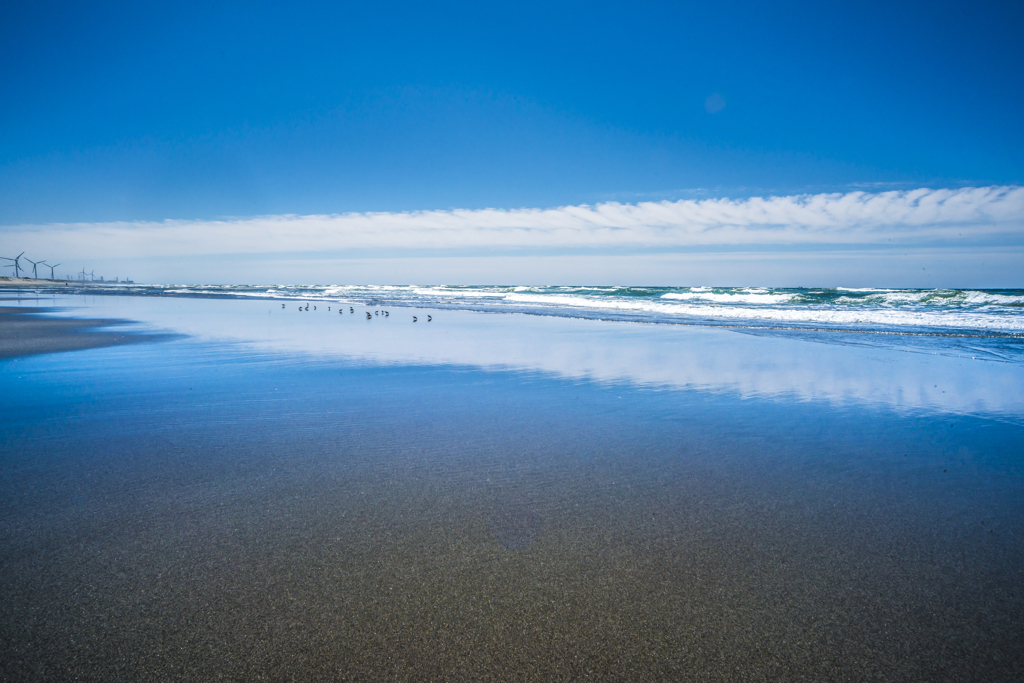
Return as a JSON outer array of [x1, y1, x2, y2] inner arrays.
[[0, 306, 167, 359]]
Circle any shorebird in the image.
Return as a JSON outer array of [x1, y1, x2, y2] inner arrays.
[[350, 307, 354, 313], [428, 315, 432, 321], [413, 316, 418, 322], [282, 304, 285, 308], [366, 312, 372, 319]]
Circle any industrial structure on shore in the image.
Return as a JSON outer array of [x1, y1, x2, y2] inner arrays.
[[1, 251, 133, 283]]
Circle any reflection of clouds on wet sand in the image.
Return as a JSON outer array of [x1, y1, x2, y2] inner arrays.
[[40, 295, 1024, 419]]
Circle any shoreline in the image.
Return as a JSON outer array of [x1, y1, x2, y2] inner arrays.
[[0, 277, 118, 287], [3, 282, 1018, 341]]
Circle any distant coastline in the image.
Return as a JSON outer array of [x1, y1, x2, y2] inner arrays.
[[0, 276, 128, 287]]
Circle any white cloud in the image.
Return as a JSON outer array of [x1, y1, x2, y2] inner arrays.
[[3, 186, 1023, 260]]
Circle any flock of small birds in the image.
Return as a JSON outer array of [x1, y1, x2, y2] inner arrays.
[[283, 302, 431, 321]]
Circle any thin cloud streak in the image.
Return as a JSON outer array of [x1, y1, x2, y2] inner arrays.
[[4, 186, 1023, 259]]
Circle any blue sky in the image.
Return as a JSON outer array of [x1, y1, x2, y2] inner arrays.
[[2, 0, 1023, 284]]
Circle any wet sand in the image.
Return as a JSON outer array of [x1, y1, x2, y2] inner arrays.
[[0, 306, 167, 359], [2, 298, 1023, 681]]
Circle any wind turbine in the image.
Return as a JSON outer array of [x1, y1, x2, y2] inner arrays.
[[1, 252, 25, 278], [89, 270, 95, 282], [42, 262, 60, 280], [24, 257, 41, 279], [78, 268, 87, 281]]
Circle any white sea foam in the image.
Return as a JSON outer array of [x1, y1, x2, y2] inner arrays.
[[835, 287, 895, 292], [831, 290, 1024, 308], [862, 291, 936, 305], [661, 291, 798, 304], [963, 291, 1024, 306], [499, 292, 1024, 331], [411, 287, 506, 299]]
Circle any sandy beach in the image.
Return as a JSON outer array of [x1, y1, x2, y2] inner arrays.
[[1, 295, 1022, 681], [0, 277, 75, 287]]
